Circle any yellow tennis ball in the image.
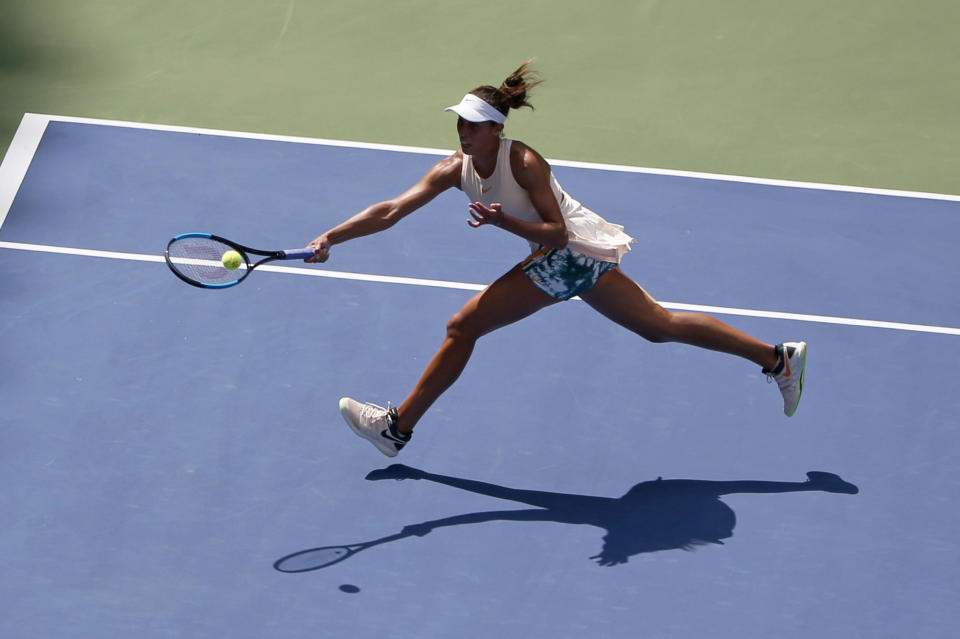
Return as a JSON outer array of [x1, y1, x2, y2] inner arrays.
[[221, 250, 243, 270]]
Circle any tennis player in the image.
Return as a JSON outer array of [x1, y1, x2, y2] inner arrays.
[[307, 61, 806, 457]]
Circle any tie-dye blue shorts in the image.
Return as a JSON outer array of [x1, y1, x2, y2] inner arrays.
[[519, 246, 618, 300]]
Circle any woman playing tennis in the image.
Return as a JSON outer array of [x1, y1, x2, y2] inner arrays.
[[307, 61, 806, 457]]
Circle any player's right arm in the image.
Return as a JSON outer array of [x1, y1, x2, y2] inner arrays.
[[306, 153, 462, 262]]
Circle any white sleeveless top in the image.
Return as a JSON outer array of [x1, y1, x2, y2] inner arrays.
[[460, 139, 635, 262]]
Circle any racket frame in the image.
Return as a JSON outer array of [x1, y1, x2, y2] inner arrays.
[[164, 232, 314, 289]]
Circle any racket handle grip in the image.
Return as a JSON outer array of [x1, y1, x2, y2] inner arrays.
[[283, 248, 317, 261]]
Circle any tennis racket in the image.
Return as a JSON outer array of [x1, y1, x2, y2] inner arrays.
[[165, 232, 315, 289], [273, 531, 409, 573]]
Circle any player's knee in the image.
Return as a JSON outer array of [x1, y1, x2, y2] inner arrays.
[[446, 310, 480, 342]]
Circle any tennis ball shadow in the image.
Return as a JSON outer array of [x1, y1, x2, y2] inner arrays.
[[275, 465, 857, 571]]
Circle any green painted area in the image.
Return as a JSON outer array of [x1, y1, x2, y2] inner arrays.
[[2, 0, 958, 194]]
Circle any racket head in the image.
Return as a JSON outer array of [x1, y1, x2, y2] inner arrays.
[[165, 233, 250, 289], [273, 546, 358, 572]]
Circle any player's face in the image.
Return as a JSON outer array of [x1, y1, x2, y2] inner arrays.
[[457, 117, 502, 155]]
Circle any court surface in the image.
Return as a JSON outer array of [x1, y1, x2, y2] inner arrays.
[[2, 114, 959, 638]]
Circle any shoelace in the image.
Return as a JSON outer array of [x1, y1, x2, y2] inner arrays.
[[767, 370, 798, 392], [359, 401, 392, 422], [363, 401, 409, 446]]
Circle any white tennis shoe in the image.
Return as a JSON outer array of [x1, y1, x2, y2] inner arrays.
[[339, 397, 410, 457], [766, 342, 807, 417]]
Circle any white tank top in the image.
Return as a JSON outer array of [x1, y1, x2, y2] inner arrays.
[[460, 139, 635, 262]]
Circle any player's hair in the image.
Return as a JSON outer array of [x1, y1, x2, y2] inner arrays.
[[470, 59, 542, 118]]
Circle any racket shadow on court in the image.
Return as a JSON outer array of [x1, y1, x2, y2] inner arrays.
[[274, 465, 858, 572]]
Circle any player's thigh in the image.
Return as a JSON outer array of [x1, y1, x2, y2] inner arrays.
[[578, 268, 672, 338], [449, 265, 558, 339]]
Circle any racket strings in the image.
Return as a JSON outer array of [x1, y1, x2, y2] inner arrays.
[[167, 237, 246, 286]]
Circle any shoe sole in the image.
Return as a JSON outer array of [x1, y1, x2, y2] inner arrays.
[[785, 343, 807, 417], [339, 398, 398, 457]]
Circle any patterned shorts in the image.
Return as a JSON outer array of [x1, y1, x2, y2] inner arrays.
[[520, 246, 618, 300]]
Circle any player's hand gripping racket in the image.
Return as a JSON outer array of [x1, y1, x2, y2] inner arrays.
[[165, 233, 314, 289]]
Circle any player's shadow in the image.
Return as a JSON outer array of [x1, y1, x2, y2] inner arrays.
[[276, 465, 858, 571]]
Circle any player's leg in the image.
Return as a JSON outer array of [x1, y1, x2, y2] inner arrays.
[[579, 269, 805, 415], [339, 264, 559, 456], [395, 264, 559, 432], [579, 268, 777, 366]]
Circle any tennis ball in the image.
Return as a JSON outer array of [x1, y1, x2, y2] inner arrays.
[[221, 250, 243, 270]]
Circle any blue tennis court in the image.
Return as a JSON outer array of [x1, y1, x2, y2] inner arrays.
[[2, 115, 959, 638]]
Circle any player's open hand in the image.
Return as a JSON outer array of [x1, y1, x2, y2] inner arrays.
[[468, 201, 504, 227]]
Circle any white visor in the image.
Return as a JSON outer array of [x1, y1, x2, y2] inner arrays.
[[444, 94, 506, 124]]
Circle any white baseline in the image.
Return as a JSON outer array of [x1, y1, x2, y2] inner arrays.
[[2, 113, 960, 228]]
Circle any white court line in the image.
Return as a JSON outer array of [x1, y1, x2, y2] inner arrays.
[[2, 240, 958, 336], [3, 113, 960, 209], [0, 114, 50, 229]]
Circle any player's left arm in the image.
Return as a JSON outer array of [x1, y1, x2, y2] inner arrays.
[[467, 142, 568, 249]]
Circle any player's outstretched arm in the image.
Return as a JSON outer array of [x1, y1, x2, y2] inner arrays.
[[306, 153, 462, 262]]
